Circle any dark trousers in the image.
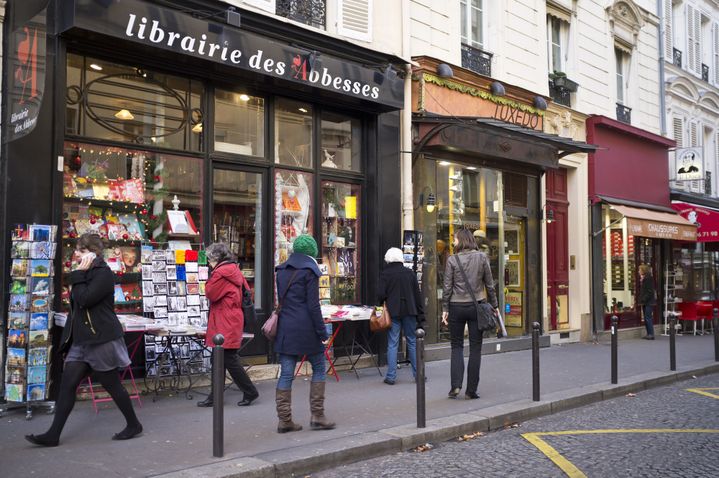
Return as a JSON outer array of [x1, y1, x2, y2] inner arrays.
[[209, 348, 258, 400], [449, 303, 484, 394], [643, 305, 655, 337]]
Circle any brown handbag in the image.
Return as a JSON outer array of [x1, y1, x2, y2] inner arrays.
[[370, 302, 392, 332]]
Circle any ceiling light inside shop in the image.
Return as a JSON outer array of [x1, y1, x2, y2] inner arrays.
[[466, 166, 477, 170], [439, 161, 451, 166], [90, 63, 103, 71], [239, 94, 250, 101], [298, 107, 308, 113], [192, 123, 203, 133], [114, 109, 134, 120]]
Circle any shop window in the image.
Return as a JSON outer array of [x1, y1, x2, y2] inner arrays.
[[212, 170, 263, 307], [65, 54, 204, 152], [320, 181, 361, 304], [601, 206, 636, 316], [320, 112, 361, 172], [503, 172, 527, 208], [214, 89, 265, 157], [275, 170, 314, 267], [275, 98, 313, 168], [60, 141, 203, 313]]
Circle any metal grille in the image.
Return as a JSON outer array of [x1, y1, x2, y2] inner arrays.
[[276, 0, 326, 30], [702, 63, 710, 82], [673, 48, 682, 68], [616, 103, 632, 124], [460, 44, 492, 77], [705, 171, 712, 196], [549, 82, 571, 107]]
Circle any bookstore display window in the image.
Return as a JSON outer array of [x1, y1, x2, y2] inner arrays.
[[320, 112, 361, 172], [214, 89, 265, 157], [320, 181, 360, 304], [275, 98, 313, 168], [66, 54, 204, 152], [61, 141, 203, 313], [212, 170, 263, 307], [275, 170, 313, 266]]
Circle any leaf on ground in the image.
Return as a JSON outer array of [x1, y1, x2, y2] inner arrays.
[[626, 393, 637, 397], [503, 423, 521, 430], [457, 431, 485, 441], [412, 443, 434, 452]]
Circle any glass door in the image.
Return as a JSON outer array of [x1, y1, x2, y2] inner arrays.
[[211, 168, 264, 309]]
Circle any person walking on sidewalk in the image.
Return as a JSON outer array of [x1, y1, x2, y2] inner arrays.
[[378, 247, 426, 385], [197, 243, 259, 407], [273, 234, 335, 433], [638, 264, 656, 340], [26, 233, 142, 447], [442, 229, 498, 400]]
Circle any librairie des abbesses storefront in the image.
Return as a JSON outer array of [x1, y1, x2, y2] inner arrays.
[[2, 0, 406, 389]]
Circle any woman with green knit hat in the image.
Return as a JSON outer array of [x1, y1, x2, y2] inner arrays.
[[273, 234, 335, 433]]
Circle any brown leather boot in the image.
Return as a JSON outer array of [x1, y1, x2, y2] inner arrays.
[[309, 382, 336, 430], [276, 388, 302, 434]]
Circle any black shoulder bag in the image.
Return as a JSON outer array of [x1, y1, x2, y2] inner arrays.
[[453, 254, 497, 333]]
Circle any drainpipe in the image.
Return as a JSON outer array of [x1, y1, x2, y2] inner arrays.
[[401, 0, 414, 231], [657, 0, 667, 136]]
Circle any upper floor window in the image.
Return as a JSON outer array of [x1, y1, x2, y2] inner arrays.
[[547, 16, 564, 73], [615, 48, 626, 105], [461, 0, 484, 49]]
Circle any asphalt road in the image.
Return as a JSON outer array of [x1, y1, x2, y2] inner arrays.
[[314, 373, 719, 478]]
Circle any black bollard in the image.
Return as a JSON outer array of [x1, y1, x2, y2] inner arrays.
[[212, 334, 225, 457], [532, 322, 540, 402], [416, 328, 426, 428], [669, 315, 676, 372], [714, 309, 719, 362], [611, 315, 618, 384]]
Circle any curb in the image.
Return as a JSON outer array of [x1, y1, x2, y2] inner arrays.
[[154, 361, 719, 478]]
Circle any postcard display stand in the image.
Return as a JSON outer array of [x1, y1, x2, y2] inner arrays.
[[402, 230, 424, 288], [2, 224, 56, 419], [141, 247, 212, 394]]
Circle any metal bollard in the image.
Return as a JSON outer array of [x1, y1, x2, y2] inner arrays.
[[611, 315, 618, 385], [532, 322, 540, 402], [669, 315, 676, 372], [212, 334, 225, 458], [714, 309, 719, 362], [416, 328, 426, 429]]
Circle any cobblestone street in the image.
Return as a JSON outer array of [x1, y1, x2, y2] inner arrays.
[[315, 374, 719, 478]]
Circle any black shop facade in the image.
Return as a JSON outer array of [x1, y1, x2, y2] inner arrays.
[[1, 0, 405, 395]]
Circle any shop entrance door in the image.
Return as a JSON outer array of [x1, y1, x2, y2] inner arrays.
[[211, 166, 265, 356], [545, 169, 569, 331]]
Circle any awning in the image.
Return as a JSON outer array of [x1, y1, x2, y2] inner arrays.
[[610, 204, 697, 241], [671, 201, 719, 242]]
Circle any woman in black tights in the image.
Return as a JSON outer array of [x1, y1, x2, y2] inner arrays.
[[26, 233, 142, 447]]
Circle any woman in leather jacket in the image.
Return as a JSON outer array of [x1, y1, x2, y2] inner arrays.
[[26, 234, 142, 447]]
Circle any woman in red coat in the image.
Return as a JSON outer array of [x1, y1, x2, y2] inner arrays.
[[197, 243, 259, 407]]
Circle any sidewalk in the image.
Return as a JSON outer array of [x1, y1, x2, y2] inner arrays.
[[0, 335, 717, 477]]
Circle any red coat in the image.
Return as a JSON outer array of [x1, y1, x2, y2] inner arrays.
[[204, 262, 249, 349]]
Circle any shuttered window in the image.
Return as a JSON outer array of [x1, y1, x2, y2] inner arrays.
[[673, 117, 684, 147], [243, 0, 276, 14], [664, 0, 673, 61], [337, 0, 372, 42], [713, 23, 719, 85], [687, 4, 702, 75], [689, 121, 701, 192]]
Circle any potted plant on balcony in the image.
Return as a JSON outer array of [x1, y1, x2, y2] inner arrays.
[[549, 71, 579, 92]]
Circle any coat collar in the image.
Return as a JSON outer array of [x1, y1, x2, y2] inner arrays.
[[277, 253, 321, 277]]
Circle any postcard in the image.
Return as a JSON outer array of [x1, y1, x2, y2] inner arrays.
[[185, 262, 198, 273], [200, 296, 209, 311], [31, 296, 50, 312], [167, 281, 178, 295], [142, 264, 153, 280], [141, 245, 153, 263], [153, 282, 168, 295], [177, 281, 187, 295], [30, 242, 55, 260], [152, 250, 167, 261], [198, 282, 206, 295], [114, 285, 127, 303], [175, 265, 186, 281], [198, 266, 209, 281], [186, 272, 199, 284], [152, 271, 167, 284], [143, 296, 155, 312], [30, 260, 51, 277], [30, 277, 51, 296], [319, 288, 331, 299], [27, 366, 47, 386], [9, 312, 30, 329], [152, 260, 167, 272], [319, 275, 330, 288], [28, 348, 48, 366], [8, 329, 28, 348], [11, 223, 29, 241], [30, 313, 49, 331], [10, 278, 27, 294], [165, 249, 176, 264], [4, 384, 24, 403], [187, 305, 201, 317], [120, 247, 140, 272], [11, 259, 29, 277], [187, 283, 200, 295], [7, 347, 27, 367], [154, 295, 168, 307], [6, 367, 25, 385], [11, 241, 30, 258], [166, 265, 177, 280], [176, 296, 187, 311], [27, 384, 46, 401], [168, 296, 179, 312], [153, 306, 168, 318], [142, 280, 154, 296], [9, 294, 28, 312], [29, 330, 49, 347], [30, 224, 52, 242], [186, 294, 200, 306]]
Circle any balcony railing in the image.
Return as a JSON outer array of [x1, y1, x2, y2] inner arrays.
[[548, 81, 571, 107], [461, 44, 492, 77], [276, 0, 326, 30], [673, 48, 682, 68], [705, 171, 712, 196], [702, 63, 710, 82], [616, 103, 632, 124]]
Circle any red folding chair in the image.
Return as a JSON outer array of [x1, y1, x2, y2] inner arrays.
[[676, 302, 703, 336]]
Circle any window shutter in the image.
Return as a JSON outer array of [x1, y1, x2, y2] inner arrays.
[[242, 0, 276, 14], [690, 121, 699, 147], [687, 4, 701, 75], [714, 23, 719, 84], [337, 0, 372, 42], [664, 0, 673, 61], [673, 117, 684, 147]]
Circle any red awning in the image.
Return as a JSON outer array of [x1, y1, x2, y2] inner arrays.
[[671, 202, 719, 242]]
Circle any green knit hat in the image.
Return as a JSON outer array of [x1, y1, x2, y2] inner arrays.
[[292, 234, 318, 257]]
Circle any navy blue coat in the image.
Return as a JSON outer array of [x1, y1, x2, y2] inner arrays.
[[274, 253, 328, 356]]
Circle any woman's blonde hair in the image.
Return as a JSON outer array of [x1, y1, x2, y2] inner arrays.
[[639, 264, 652, 276]]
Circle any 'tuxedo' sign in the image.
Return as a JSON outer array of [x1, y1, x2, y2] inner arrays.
[[63, 0, 403, 108]]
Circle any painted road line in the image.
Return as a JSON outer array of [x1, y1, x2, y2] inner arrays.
[[522, 429, 719, 478], [686, 387, 719, 400]]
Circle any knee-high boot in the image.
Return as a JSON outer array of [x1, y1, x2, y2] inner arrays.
[[309, 382, 335, 430], [275, 388, 302, 433]]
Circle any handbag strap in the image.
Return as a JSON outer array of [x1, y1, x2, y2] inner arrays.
[[453, 254, 481, 305], [277, 270, 299, 312]]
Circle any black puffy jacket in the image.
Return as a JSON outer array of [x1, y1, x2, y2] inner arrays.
[[59, 259, 124, 352]]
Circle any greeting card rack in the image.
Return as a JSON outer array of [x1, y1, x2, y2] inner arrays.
[[1, 224, 57, 419]]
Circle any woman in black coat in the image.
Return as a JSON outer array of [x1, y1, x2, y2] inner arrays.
[[26, 234, 142, 447], [638, 264, 656, 340], [377, 247, 425, 385], [273, 234, 335, 433]]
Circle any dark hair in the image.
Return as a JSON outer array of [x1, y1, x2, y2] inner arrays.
[[454, 229, 478, 253], [206, 243, 234, 264], [77, 233, 105, 254]]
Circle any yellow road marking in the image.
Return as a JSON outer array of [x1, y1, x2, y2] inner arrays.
[[522, 429, 719, 478], [686, 387, 719, 400]]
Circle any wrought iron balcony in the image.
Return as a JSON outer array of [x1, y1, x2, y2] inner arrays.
[[673, 48, 682, 67], [548, 81, 571, 107], [461, 44, 492, 77], [702, 63, 709, 82], [616, 103, 632, 124], [276, 0, 326, 30]]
